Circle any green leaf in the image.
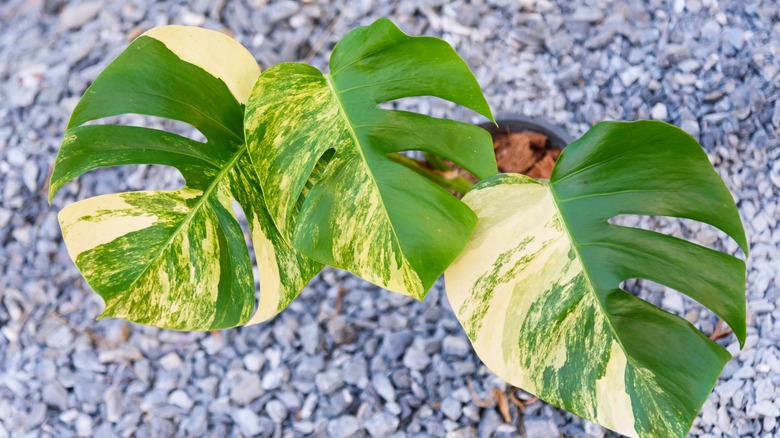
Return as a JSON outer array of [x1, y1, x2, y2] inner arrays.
[[50, 26, 322, 330], [244, 18, 496, 299], [445, 121, 747, 438]]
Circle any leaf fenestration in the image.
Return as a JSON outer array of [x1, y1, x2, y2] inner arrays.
[[50, 26, 322, 330], [245, 18, 497, 299], [445, 121, 747, 438]]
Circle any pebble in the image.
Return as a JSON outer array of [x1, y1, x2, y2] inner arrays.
[[619, 66, 643, 87], [570, 6, 603, 22], [734, 366, 756, 379], [75, 413, 93, 437], [168, 390, 194, 410], [442, 335, 471, 357], [681, 119, 701, 138], [299, 393, 318, 420], [299, 322, 320, 354], [231, 408, 263, 437], [3, 1, 776, 437], [662, 292, 685, 314], [364, 411, 400, 437], [266, 399, 289, 423], [403, 347, 431, 371], [262, 368, 288, 391], [59, 2, 103, 30], [103, 386, 122, 423], [766, 415, 778, 432], [315, 370, 344, 394], [327, 316, 357, 344], [651, 102, 669, 120], [263, 1, 299, 24], [327, 415, 361, 438], [751, 400, 780, 418], [230, 374, 264, 405], [7, 148, 25, 167], [25, 403, 47, 431], [243, 352, 265, 372], [380, 330, 413, 361], [159, 352, 183, 371], [441, 397, 462, 421], [523, 418, 560, 438], [42, 382, 68, 411], [717, 379, 744, 399], [343, 356, 368, 388], [372, 373, 396, 402]]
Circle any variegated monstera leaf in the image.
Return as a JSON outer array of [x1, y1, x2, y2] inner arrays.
[[49, 26, 322, 330], [445, 121, 748, 438], [244, 18, 497, 300]]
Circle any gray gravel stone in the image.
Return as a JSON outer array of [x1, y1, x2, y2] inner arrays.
[[751, 400, 780, 417], [262, 368, 288, 391], [343, 356, 368, 388], [59, 2, 103, 30], [25, 403, 47, 431], [168, 389, 194, 410], [441, 397, 462, 421], [231, 408, 263, 437], [651, 102, 669, 120], [242, 352, 265, 372], [327, 316, 357, 344], [181, 405, 208, 435], [315, 370, 344, 394], [230, 373, 264, 405], [266, 399, 289, 423], [523, 418, 560, 438], [372, 373, 396, 402], [327, 415, 361, 438], [442, 335, 471, 357], [402, 347, 430, 371], [380, 330, 413, 361], [3, 1, 775, 437], [364, 411, 399, 437], [75, 413, 93, 437], [299, 322, 321, 354], [42, 382, 68, 411]]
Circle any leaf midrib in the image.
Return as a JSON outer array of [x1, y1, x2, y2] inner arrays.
[[547, 179, 698, 434], [544, 180, 646, 425], [116, 147, 245, 295], [323, 72, 415, 297]]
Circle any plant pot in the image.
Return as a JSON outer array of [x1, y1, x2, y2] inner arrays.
[[403, 114, 573, 195], [478, 114, 573, 151], [477, 114, 572, 180]]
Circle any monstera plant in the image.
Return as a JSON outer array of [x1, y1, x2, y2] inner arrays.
[[49, 19, 746, 438]]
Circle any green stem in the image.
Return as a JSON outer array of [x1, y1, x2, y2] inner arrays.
[[388, 153, 474, 196], [423, 152, 451, 171]]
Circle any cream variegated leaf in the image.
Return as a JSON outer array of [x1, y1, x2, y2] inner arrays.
[[50, 26, 322, 330], [446, 122, 748, 438], [245, 19, 496, 300]]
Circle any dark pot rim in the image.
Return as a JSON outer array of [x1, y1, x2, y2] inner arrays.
[[477, 113, 573, 149]]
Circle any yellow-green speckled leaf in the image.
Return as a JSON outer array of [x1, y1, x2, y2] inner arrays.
[[50, 26, 322, 330], [244, 18, 496, 300], [445, 122, 747, 438]]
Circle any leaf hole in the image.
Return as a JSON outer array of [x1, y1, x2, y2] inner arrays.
[[296, 148, 336, 213], [608, 214, 746, 260], [308, 148, 335, 190], [620, 278, 723, 339], [378, 96, 482, 121], [230, 200, 260, 291], [74, 164, 185, 197], [81, 114, 207, 143]]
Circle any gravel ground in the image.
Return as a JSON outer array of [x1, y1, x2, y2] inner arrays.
[[1, 0, 778, 437]]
